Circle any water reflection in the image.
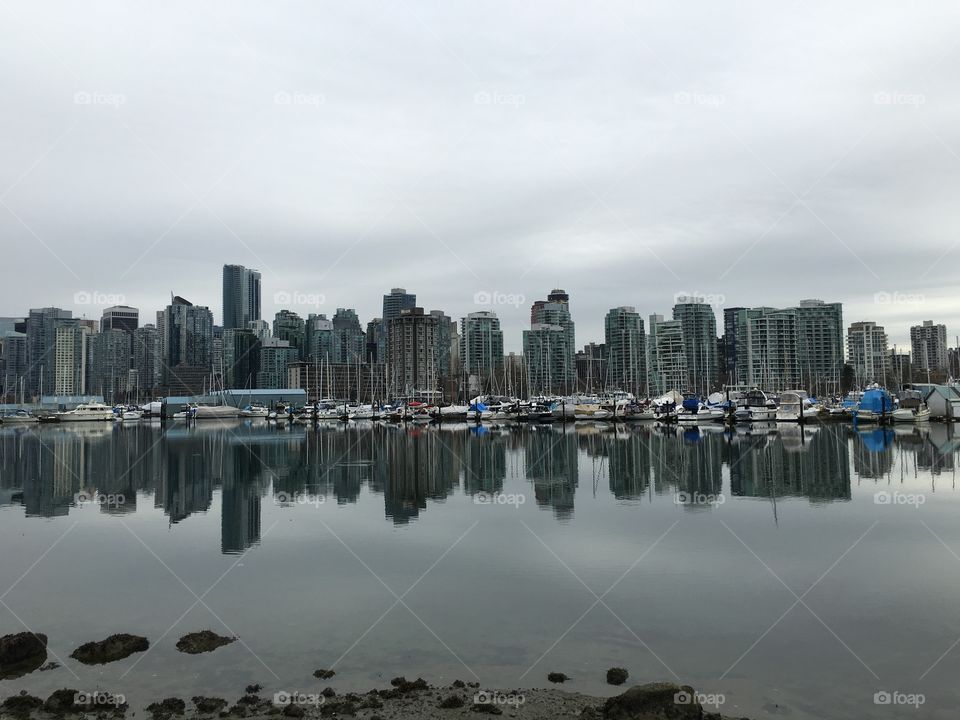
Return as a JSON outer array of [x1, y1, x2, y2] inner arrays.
[[2, 421, 959, 552]]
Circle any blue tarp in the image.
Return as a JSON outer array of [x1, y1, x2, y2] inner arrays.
[[860, 388, 894, 415], [682, 398, 700, 412]]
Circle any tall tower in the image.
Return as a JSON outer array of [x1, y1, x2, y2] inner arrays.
[[222, 264, 262, 330]]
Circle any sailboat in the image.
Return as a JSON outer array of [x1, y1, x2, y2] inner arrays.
[[1, 378, 39, 423]]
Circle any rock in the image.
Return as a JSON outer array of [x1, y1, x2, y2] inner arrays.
[[389, 676, 428, 693], [2, 692, 44, 720], [606, 667, 629, 686], [471, 702, 503, 715], [281, 705, 304, 718], [438, 694, 464, 709], [0, 632, 48, 679], [313, 668, 335, 680], [176, 631, 235, 655], [44, 689, 82, 714], [603, 682, 701, 720], [547, 672, 569, 683], [193, 697, 229, 715], [146, 697, 187, 719], [70, 633, 149, 665], [39, 661, 60, 672]]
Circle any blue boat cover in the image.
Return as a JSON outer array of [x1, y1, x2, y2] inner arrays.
[[682, 398, 700, 412], [860, 388, 894, 415]]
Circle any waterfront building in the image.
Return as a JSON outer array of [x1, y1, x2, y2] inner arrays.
[[430, 309, 457, 381], [288, 361, 386, 403], [26, 307, 73, 396], [0, 332, 28, 402], [54, 324, 88, 396], [332, 308, 366, 364], [222, 328, 260, 390], [647, 315, 686, 395], [605, 307, 646, 395], [381, 288, 416, 363], [273, 310, 306, 359], [387, 307, 439, 398], [133, 324, 162, 397], [575, 342, 606, 392], [307, 314, 334, 363], [257, 337, 298, 389], [222, 264, 262, 329], [910, 320, 948, 375], [673, 297, 718, 395], [523, 290, 576, 395], [722, 307, 746, 385], [365, 319, 383, 363], [796, 300, 844, 395], [161, 296, 214, 390], [100, 305, 139, 337], [847, 321, 889, 387], [744, 307, 800, 391], [460, 311, 504, 393], [88, 329, 132, 403]]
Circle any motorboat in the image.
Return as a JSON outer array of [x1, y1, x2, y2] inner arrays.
[[855, 386, 894, 423], [892, 390, 931, 423], [58, 403, 116, 422], [573, 403, 612, 421], [120, 408, 143, 421], [738, 389, 776, 421], [240, 403, 270, 418], [1, 409, 39, 424], [776, 391, 804, 422]]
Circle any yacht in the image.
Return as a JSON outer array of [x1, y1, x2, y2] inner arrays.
[[240, 403, 270, 418], [58, 403, 116, 422], [737, 389, 777, 422], [1, 409, 39, 424], [193, 404, 239, 419], [892, 390, 931, 423]]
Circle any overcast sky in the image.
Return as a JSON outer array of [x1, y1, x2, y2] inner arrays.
[[1, 1, 958, 352]]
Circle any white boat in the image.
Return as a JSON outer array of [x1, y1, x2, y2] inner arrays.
[[892, 391, 932, 423], [193, 404, 240, 419], [433, 404, 470, 420], [1, 409, 39, 424], [776, 391, 805, 422], [573, 403, 612, 420], [240, 403, 270, 417], [58, 403, 116, 422], [622, 406, 657, 422], [739, 389, 776, 421], [120, 409, 143, 421]]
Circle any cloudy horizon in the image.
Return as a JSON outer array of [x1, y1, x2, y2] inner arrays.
[[2, 1, 959, 352]]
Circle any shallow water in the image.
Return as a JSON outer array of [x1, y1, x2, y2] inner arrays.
[[0, 420, 958, 718]]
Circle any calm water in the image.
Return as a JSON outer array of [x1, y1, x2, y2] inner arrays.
[[1, 420, 959, 718]]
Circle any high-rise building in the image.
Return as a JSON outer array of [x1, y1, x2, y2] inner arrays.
[[133, 324, 162, 397], [387, 307, 439, 397], [605, 306, 646, 394], [54, 324, 88, 396], [247, 319, 271, 342], [257, 337, 297, 389], [0, 331, 28, 402], [273, 310, 306, 359], [26, 307, 73, 396], [332, 308, 366, 364], [722, 307, 746, 385], [161, 296, 214, 390], [460, 311, 504, 392], [575, 342, 606, 392], [365, 319, 383, 363], [88, 329, 132, 403], [222, 264, 262, 329], [381, 288, 416, 363], [307, 314, 334, 363], [910, 320, 948, 373], [222, 328, 260, 390], [744, 307, 800, 391], [795, 300, 844, 395], [430, 309, 457, 380], [673, 297, 718, 395], [100, 305, 139, 336], [647, 315, 686, 395], [847, 321, 889, 387], [523, 290, 576, 395]]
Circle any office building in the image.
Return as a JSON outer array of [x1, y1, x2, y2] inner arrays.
[[222, 264, 262, 329]]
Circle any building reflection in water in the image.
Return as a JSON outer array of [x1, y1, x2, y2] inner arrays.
[[4, 421, 960, 550]]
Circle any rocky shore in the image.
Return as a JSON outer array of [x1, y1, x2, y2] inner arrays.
[[0, 631, 749, 720]]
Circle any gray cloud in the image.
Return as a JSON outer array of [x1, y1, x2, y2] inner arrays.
[[1, 1, 958, 351]]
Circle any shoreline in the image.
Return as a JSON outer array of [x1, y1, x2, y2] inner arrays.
[[0, 679, 741, 720]]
